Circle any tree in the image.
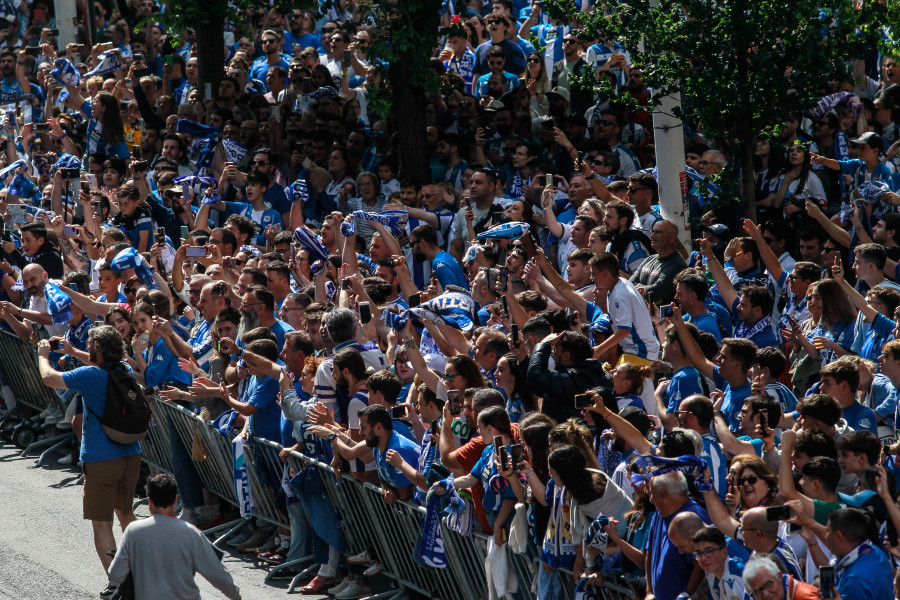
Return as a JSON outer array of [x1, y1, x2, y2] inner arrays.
[[548, 0, 892, 221]]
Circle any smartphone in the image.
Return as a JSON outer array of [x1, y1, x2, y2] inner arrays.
[[131, 144, 141, 159], [659, 305, 672, 318], [758, 408, 768, 432], [63, 225, 77, 237], [819, 566, 835, 599], [132, 160, 149, 172], [1, 228, 9, 242], [500, 267, 508, 292], [217, 341, 227, 353], [509, 443, 523, 472], [408, 293, 420, 307], [60, 167, 80, 179], [165, 55, 173, 66], [341, 279, 351, 290], [47, 29, 58, 36], [391, 404, 408, 419], [133, 52, 144, 64], [185, 246, 207, 258], [577, 150, 584, 164], [343, 50, 352, 66], [430, 420, 440, 436], [511, 323, 519, 346], [359, 301, 371, 324], [32, 122, 49, 133], [25, 46, 40, 56], [135, 67, 150, 78], [88, 174, 97, 189], [447, 389, 461, 416], [574, 393, 593, 410], [180, 225, 190, 241], [493, 434, 504, 459], [545, 173, 553, 187], [765, 505, 791, 521], [80, 178, 90, 193], [155, 227, 165, 245], [55, 340, 65, 351]]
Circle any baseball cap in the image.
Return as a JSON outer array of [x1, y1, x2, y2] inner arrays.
[[619, 406, 652, 437], [850, 131, 883, 149], [702, 223, 731, 238], [547, 86, 570, 103]]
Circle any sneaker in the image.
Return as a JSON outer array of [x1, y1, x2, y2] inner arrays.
[[267, 567, 301, 580], [363, 561, 383, 577], [194, 504, 219, 524], [259, 549, 286, 565], [236, 529, 275, 553], [346, 549, 372, 565], [334, 581, 372, 600], [328, 578, 351, 595], [38, 407, 53, 419], [44, 410, 63, 425], [254, 537, 278, 554], [57, 453, 74, 465], [224, 526, 256, 547], [178, 507, 198, 525], [98, 583, 118, 599], [55, 420, 72, 430]]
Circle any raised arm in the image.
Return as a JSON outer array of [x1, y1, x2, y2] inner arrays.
[[742, 219, 784, 284], [590, 397, 652, 455], [534, 246, 588, 315], [668, 305, 715, 380], [701, 238, 738, 310], [805, 199, 850, 249], [702, 484, 741, 539]]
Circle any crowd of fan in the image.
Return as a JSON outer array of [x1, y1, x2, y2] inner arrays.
[[4, 0, 900, 599]]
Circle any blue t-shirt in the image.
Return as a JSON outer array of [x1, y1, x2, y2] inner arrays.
[[701, 433, 728, 499], [142, 338, 192, 389], [471, 443, 517, 512], [62, 365, 142, 463], [665, 366, 705, 413], [245, 375, 281, 441], [648, 500, 710, 600], [870, 373, 896, 425], [836, 542, 894, 600], [842, 401, 878, 434], [685, 310, 722, 342], [860, 312, 895, 362], [432, 250, 469, 290], [714, 365, 752, 433], [374, 430, 421, 490]]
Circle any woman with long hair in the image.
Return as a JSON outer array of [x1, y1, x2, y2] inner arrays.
[[494, 352, 538, 422], [773, 142, 827, 229], [322, 147, 358, 213], [726, 454, 779, 514], [54, 89, 129, 160], [785, 278, 857, 367], [521, 51, 549, 115]]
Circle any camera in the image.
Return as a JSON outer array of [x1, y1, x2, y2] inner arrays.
[[32, 122, 49, 133], [60, 167, 80, 179]]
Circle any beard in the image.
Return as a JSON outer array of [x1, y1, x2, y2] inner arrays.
[[364, 433, 379, 448], [412, 250, 426, 263], [237, 310, 260, 339]]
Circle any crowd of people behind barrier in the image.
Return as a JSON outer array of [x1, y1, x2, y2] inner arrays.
[[4, 0, 900, 599]]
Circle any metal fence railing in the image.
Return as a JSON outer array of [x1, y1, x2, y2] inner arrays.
[[1, 331, 637, 600]]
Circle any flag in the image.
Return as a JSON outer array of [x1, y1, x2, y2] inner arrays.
[[50, 58, 80, 87], [86, 49, 124, 77], [44, 281, 72, 325]]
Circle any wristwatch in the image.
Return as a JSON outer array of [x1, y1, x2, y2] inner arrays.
[[327, 432, 337, 441]]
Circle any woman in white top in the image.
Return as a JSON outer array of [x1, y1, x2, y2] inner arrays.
[[774, 143, 827, 225]]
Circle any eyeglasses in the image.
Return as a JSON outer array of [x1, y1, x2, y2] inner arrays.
[[281, 306, 304, 312], [442, 372, 461, 380], [749, 579, 777, 599], [691, 546, 725, 560], [737, 476, 759, 486], [563, 39, 577, 44], [592, 159, 606, 166], [460, 101, 473, 108]]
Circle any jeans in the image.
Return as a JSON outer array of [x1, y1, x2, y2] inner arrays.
[[286, 500, 312, 563], [167, 407, 205, 508]]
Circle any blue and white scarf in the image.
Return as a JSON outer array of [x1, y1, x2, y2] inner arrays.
[[86, 49, 124, 77], [288, 179, 308, 204], [0, 159, 26, 183], [212, 408, 238, 435], [52, 153, 80, 172], [232, 436, 255, 518], [50, 58, 81, 87], [239, 244, 261, 256], [0, 90, 32, 104], [734, 314, 773, 342], [630, 454, 713, 491], [418, 475, 453, 568], [44, 281, 73, 325], [221, 139, 247, 163], [176, 119, 220, 139], [412, 291, 476, 331], [352, 209, 407, 237], [110, 247, 155, 287], [475, 221, 530, 241], [293, 226, 330, 262]]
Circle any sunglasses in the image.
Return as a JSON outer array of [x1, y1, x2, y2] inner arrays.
[[527, 58, 541, 64], [125, 287, 139, 295], [737, 476, 759, 486], [592, 159, 606, 166], [627, 187, 647, 193]]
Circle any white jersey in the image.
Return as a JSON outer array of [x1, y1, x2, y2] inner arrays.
[[607, 278, 660, 359]]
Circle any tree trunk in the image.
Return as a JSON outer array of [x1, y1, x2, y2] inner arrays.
[[195, 16, 224, 102], [742, 141, 757, 223], [391, 61, 430, 186]]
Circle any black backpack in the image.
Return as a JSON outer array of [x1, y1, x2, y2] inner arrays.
[[86, 363, 151, 444]]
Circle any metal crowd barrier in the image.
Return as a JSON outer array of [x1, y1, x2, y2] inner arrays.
[[0, 329, 64, 413]]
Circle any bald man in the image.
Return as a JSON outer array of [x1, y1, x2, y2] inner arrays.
[[737, 508, 803, 581], [630, 220, 688, 304], [0, 263, 66, 339]]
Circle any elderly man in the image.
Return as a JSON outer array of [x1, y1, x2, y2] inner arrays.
[[630, 220, 688, 305], [742, 556, 818, 600]]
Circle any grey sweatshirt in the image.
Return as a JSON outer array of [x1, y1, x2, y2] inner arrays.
[[108, 514, 241, 600]]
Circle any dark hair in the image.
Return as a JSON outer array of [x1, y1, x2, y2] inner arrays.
[[20, 222, 48, 243], [800, 456, 842, 494], [368, 369, 402, 405], [477, 405, 512, 435], [794, 429, 837, 459], [247, 285, 276, 312], [522, 316, 551, 340], [791, 261, 823, 283], [246, 338, 277, 362], [588, 252, 620, 278], [605, 199, 635, 229], [333, 347, 367, 380], [796, 394, 842, 427], [867, 285, 900, 316], [410, 224, 438, 247], [722, 338, 757, 372], [659, 430, 696, 457], [835, 430, 881, 466], [691, 526, 726, 547], [820, 359, 860, 391], [681, 395, 714, 428], [740, 285, 774, 317], [557, 331, 593, 362], [520, 413, 554, 483], [827, 507, 879, 547], [548, 445, 606, 505], [674, 269, 708, 302], [358, 403, 392, 431], [855, 243, 888, 270], [284, 330, 315, 356], [145, 473, 178, 508], [755, 347, 787, 378], [499, 352, 538, 413]]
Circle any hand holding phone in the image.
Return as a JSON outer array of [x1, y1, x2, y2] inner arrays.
[[447, 389, 461, 416]]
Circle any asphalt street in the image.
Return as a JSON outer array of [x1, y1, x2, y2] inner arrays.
[[0, 443, 329, 600]]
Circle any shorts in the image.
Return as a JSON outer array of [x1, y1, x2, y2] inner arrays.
[[83, 453, 142, 521]]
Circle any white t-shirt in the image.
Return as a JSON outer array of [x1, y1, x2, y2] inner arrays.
[[607, 278, 660, 359]]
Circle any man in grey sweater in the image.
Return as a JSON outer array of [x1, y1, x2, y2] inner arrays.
[[108, 474, 241, 600]]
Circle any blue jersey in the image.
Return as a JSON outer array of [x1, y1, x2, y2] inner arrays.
[[374, 430, 421, 490], [701, 433, 728, 499], [431, 251, 469, 290], [473, 71, 519, 98], [666, 367, 705, 413], [443, 49, 477, 94], [714, 365, 752, 433], [471, 443, 517, 511], [842, 401, 878, 434], [244, 375, 281, 442]]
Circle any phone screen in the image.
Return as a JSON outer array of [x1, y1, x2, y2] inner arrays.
[[185, 246, 207, 258], [447, 390, 461, 416]]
